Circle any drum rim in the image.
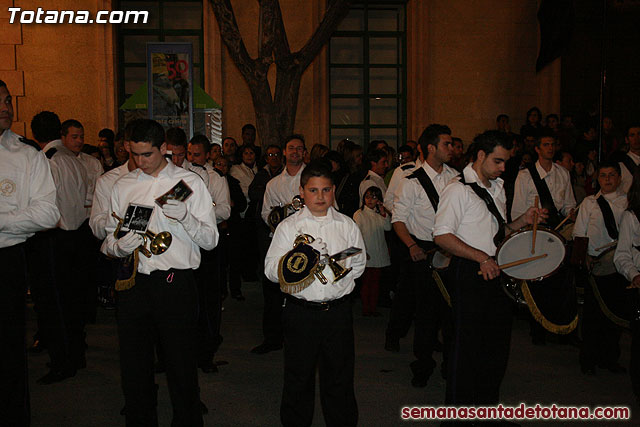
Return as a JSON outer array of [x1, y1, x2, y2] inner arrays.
[[496, 225, 567, 282]]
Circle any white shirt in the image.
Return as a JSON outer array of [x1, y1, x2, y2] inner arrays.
[[434, 164, 507, 257], [264, 206, 366, 302], [572, 190, 627, 256], [78, 151, 104, 217], [359, 170, 387, 201], [261, 164, 306, 225], [353, 206, 391, 268], [614, 210, 640, 282], [511, 161, 576, 220], [89, 163, 130, 240], [391, 162, 459, 241], [230, 162, 257, 217], [44, 140, 89, 231], [384, 160, 419, 212], [619, 151, 640, 194], [186, 161, 231, 223], [0, 130, 59, 248], [101, 161, 218, 274]]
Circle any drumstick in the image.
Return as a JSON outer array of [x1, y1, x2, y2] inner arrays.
[[553, 200, 583, 231], [477, 253, 548, 275], [594, 241, 617, 252], [532, 196, 539, 254]]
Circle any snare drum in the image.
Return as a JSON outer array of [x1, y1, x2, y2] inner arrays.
[[495, 226, 567, 281], [590, 246, 617, 277]]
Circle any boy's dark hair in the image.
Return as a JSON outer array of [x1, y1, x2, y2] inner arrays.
[[61, 119, 83, 136], [239, 144, 257, 156], [553, 150, 572, 163], [300, 159, 333, 188], [222, 136, 236, 144], [496, 114, 509, 122], [130, 119, 165, 148], [418, 124, 451, 157], [472, 130, 513, 161], [597, 159, 621, 175], [546, 113, 559, 122], [361, 185, 383, 210], [366, 149, 387, 169], [98, 128, 115, 144], [124, 119, 145, 141], [534, 128, 557, 147], [284, 134, 306, 150], [264, 143, 281, 152], [166, 127, 187, 147], [242, 123, 256, 133], [397, 144, 414, 156], [626, 122, 640, 137], [0, 80, 6, 89], [31, 111, 61, 143], [189, 134, 210, 151]]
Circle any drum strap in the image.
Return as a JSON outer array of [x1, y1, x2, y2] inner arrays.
[[459, 174, 505, 247], [527, 164, 562, 228], [596, 195, 619, 240], [621, 154, 640, 177], [406, 167, 439, 211]]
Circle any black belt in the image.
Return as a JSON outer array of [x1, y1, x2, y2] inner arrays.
[[285, 293, 352, 311]]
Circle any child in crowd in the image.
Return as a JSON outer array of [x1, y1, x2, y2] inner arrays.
[[353, 186, 391, 316], [264, 159, 366, 426]]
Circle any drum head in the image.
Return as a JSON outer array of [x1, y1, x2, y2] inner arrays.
[[496, 228, 566, 281], [431, 251, 451, 270]]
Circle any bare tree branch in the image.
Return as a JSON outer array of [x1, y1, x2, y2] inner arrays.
[[295, 0, 351, 70]]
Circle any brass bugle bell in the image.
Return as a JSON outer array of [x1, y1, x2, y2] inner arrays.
[[268, 195, 305, 232], [325, 256, 351, 282], [111, 212, 172, 258]]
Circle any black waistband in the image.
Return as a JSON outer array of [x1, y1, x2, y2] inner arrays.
[[285, 293, 352, 311], [0, 241, 25, 255], [410, 235, 435, 251], [139, 268, 193, 278]]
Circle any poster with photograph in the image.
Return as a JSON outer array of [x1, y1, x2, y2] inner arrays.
[[155, 180, 193, 207], [147, 43, 193, 138]]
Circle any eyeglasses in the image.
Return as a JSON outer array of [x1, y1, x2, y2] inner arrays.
[[267, 153, 281, 157]]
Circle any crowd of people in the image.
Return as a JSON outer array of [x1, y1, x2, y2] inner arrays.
[[1, 72, 639, 426]]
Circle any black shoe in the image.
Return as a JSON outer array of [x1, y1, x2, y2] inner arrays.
[[37, 369, 76, 385], [581, 366, 596, 375], [199, 360, 219, 373], [250, 342, 282, 354], [384, 338, 400, 353], [598, 362, 627, 374]]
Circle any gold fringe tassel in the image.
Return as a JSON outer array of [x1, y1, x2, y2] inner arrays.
[[115, 250, 139, 292], [278, 255, 316, 295], [589, 275, 630, 329], [521, 280, 578, 334]]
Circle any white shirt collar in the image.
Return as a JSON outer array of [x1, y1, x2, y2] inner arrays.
[[283, 163, 305, 178], [628, 151, 640, 164], [535, 160, 557, 180], [462, 163, 504, 195]]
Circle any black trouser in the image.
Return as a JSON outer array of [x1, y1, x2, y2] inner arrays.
[[580, 273, 625, 369], [281, 296, 357, 427], [529, 265, 576, 341], [632, 319, 640, 398], [385, 240, 415, 343], [446, 257, 512, 406], [36, 228, 88, 371], [0, 243, 29, 426], [195, 247, 222, 364], [258, 226, 284, 346], [80, 220, 100, 324], [410, 239, 443, 376], [116, 269, 202, 427], [226, 222, 244, 297]]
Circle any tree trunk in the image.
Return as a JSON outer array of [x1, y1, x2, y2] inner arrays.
[[210, 0, 350, 146]]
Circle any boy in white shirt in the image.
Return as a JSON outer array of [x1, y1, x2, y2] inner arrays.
[[264, 160, 366, 426]]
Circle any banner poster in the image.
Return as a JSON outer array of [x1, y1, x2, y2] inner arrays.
[[147, 43, 194, 138]]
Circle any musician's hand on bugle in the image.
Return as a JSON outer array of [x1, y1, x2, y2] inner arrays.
[[309, 237, 328, 257], [478, 255, 500, 281], [113, 231, 144, 258], [627, 274, 640, 289]]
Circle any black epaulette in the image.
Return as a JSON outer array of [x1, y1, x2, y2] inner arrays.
[[19, 136, 41, 151], [401, 164, 413, 171], [45, 148, 57, 159], [213, 168, 224, 177]]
